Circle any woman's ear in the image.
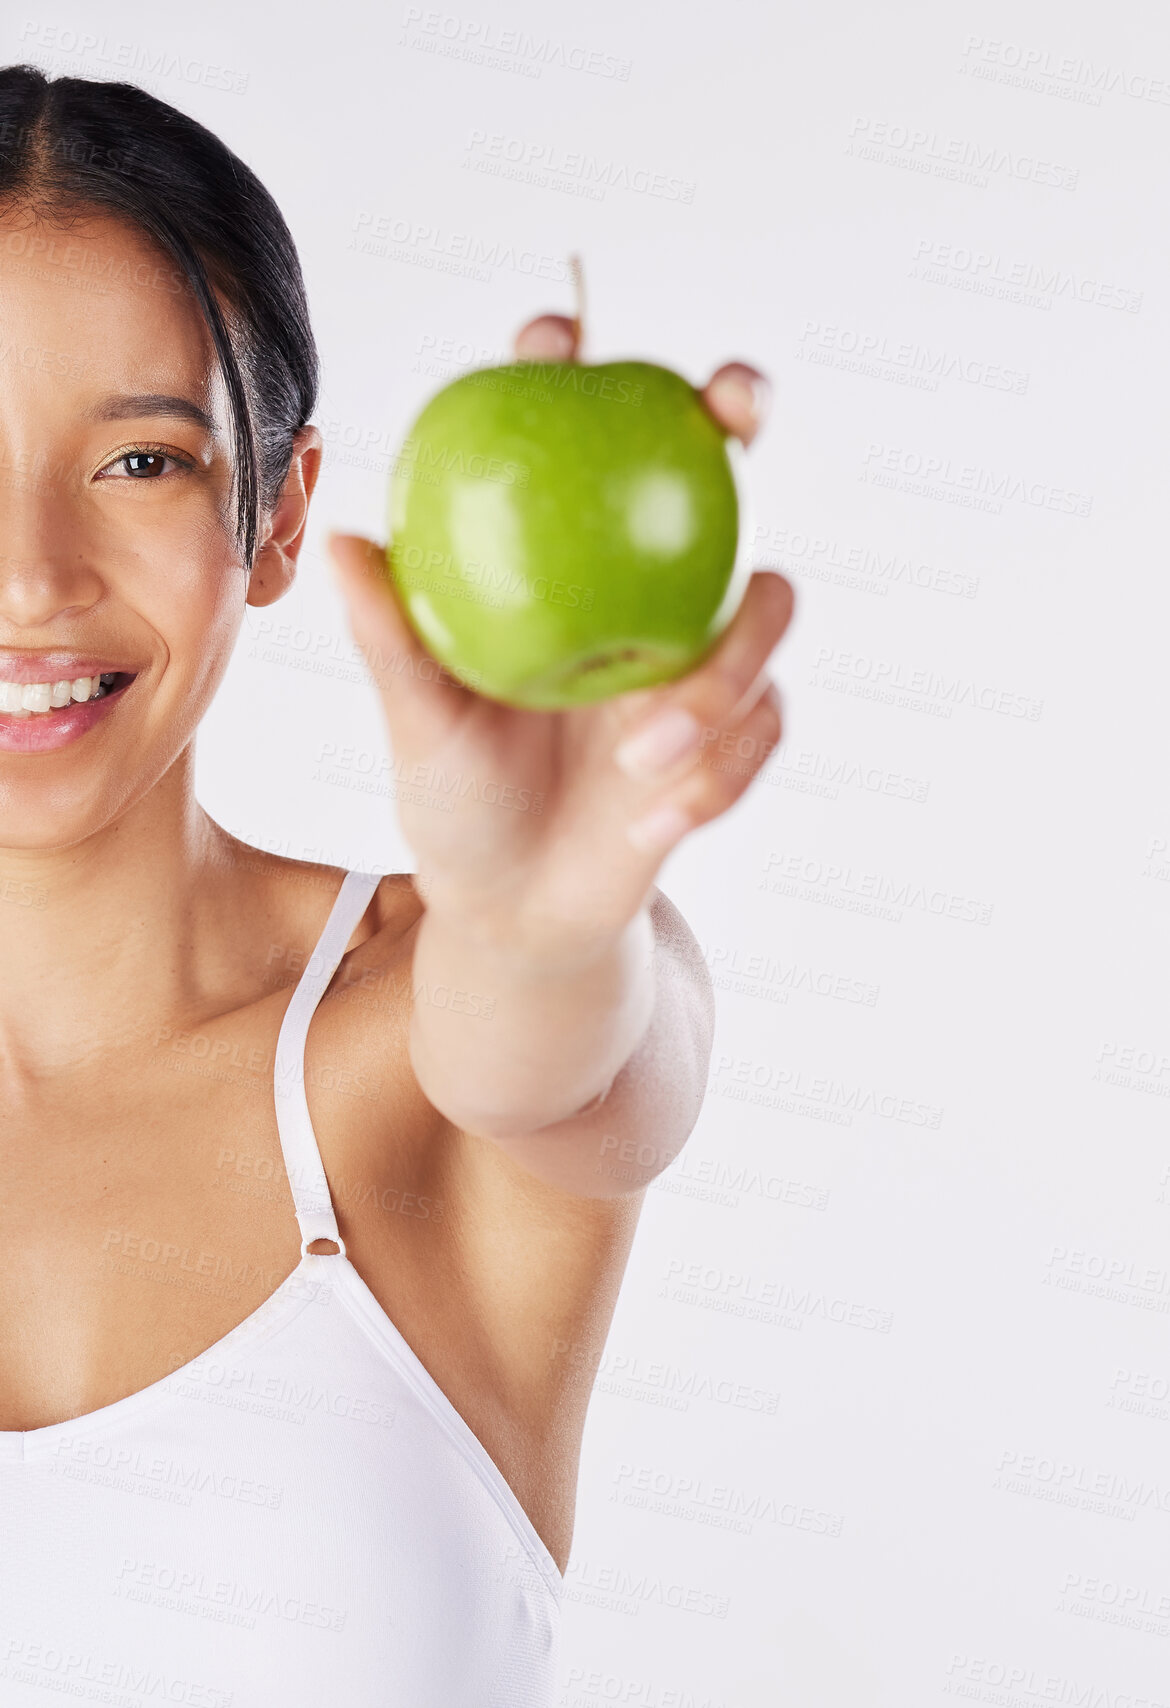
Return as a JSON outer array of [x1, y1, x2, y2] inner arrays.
[[246, 424, 324, 607]]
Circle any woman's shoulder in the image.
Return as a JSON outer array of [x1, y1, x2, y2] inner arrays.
[[210, 832, 424, 963]]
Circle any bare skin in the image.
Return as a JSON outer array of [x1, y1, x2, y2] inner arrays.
[[0, 209, 793, 1572]]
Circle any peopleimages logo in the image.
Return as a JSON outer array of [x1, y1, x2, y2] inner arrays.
[[754, 521, 979, 600], [399, 9, 632, 80], [996, 1448, 1170, 1517], [959, 35, 1170, 105], [760, 742, 932, 804], [943, 1653, 1169, 1703], [610, 1462, 845, 1538], [595, 1348, 782, 1413], [862, 441, 1093, 517], [661, 1256, 895, 1334], [463, 130, 697, 203], [347, 211, 570, 282], [562, 1557, 730, 1619], [809, 645, 1043, 721], [797, 318, 1029, 394], [709, 1052, 943, 1128], [911, 238, 1143, 313], [760, 849, 993, 928], [846, 117, 1079, 190], [0, 1640, 233, 1708], [16, 21, 249, 94], [394, 435, 529, 487], [113, 1558, 347, 1630]]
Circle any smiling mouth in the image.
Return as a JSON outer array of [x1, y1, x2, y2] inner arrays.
[[0, 672, 137, 717]]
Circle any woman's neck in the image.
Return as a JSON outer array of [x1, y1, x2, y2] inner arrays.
[[0, 751, 253, 1082]]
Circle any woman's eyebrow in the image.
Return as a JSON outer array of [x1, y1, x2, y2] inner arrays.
[[86, 393, 220, 436]]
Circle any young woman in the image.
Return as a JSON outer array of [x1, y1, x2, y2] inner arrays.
[[0, 66, 793, 1707]]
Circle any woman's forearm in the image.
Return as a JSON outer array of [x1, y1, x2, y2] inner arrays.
[[407, 898, 658, 1140]]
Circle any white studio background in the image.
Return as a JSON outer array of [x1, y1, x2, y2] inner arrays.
[[8, 0, 1170, 1700]]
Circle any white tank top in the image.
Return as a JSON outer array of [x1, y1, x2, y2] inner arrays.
[[0, 868, 563, 1705]]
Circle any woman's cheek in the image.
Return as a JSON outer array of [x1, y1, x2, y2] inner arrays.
[[124, 521, 245, 706]]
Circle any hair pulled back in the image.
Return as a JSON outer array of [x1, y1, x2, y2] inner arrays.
[[0, 65, 319, 568]]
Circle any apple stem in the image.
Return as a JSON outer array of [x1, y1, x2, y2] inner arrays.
[[568, 252, 585, 357]]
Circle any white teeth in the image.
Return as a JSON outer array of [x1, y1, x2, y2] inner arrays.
[[0, 674, 116, 715]]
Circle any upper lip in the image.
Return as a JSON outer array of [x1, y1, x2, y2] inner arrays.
[[0, 654, 135, 685]]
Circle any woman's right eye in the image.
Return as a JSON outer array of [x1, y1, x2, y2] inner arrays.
[[97, 445, 192, 482], [119, 451, 172, 478]]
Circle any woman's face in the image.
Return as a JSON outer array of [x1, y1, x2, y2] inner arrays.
[[0, 206, 309, 851]]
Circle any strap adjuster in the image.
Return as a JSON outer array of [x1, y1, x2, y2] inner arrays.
[[299, 1229, 347, 1259]]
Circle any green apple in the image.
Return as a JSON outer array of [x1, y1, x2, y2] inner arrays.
[[385, 359, 749, 709]]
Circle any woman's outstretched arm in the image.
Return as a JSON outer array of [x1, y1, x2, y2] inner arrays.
[[406, 882, 712, 1197], [327, 319, 793, 1198]]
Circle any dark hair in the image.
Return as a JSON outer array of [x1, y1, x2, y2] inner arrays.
[[0, 65, 319, 569]]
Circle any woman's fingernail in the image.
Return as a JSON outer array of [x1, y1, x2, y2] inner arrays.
[[517, 316, 576, 360], [627, 803, 693, 852], [710, 368, 771, 435], [614, 707, 703, 780]]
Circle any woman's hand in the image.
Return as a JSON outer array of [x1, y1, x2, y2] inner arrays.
[[327, 314, 795, 963]]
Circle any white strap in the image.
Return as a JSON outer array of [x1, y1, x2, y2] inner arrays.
[[273, 868, 383, 1257]]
